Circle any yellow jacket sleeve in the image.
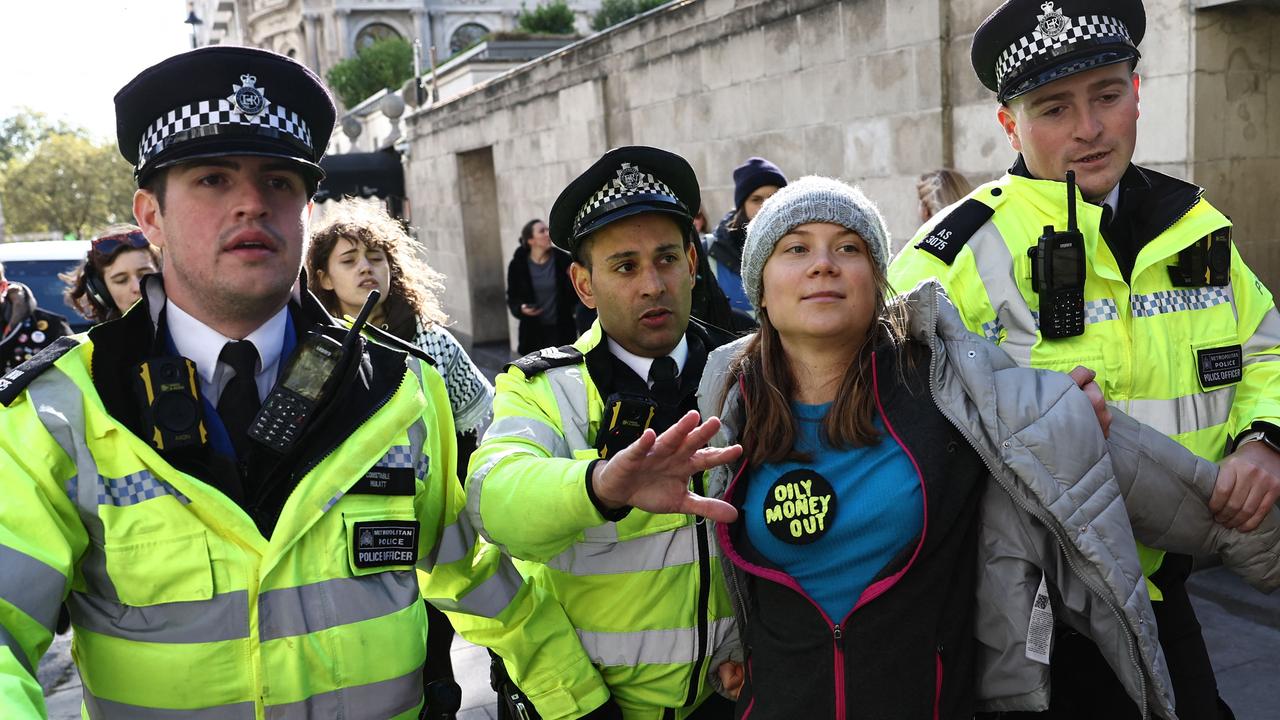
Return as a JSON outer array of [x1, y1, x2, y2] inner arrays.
[[464, 367, 610, 563], [889, 226, 1002, 337], [1228, 244, 1280, 437], [0, 392, 87, 718], [412, 362, 610, 719]]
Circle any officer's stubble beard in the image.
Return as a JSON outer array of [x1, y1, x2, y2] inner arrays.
[[569, 230, 696, 359], [133, 180, 311, 339]]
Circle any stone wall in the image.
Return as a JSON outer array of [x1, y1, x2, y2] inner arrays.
[[1190, 5, 1280, 291], [404, 0, 1280, 347]]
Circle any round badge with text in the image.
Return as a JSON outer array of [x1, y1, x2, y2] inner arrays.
[[762, 469, 837, 545]]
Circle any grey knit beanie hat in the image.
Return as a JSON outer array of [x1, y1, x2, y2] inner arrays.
[[741, 175, 891, 309]]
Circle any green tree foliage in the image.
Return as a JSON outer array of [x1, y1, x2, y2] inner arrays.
[[326, 37, 415, 109], [517, 1, 577, 35], [0, 109, 81, 166], [591, 0, 668, 32], [1, 133, 136, 239]]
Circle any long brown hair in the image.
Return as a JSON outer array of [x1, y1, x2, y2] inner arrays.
[[307, 199, 447, 328], [723, 249, 910, 466]]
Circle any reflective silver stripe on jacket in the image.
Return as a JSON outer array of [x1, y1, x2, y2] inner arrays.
[[26, 369, 119, 602], [83, 689, 255, 720], [577, 616, 736, 667], [0, 621, 32, 675], [969, 224, 1036, 365], [431, 514, 478, 568], [1131, 286, 1231, 318], [67, 590, 248, 644], [263, 665, 423, 720], [1244, 308, 1280, 366], [1117, 385, 1236, 438], [404, 360, 431, 481], [431, 559, 524, 618], [546, 366, 593, 452], [546, 522, 715, 576], [483, 415, 571, 458], [258, 572, 418, 642], [0, 544, 66, 633]]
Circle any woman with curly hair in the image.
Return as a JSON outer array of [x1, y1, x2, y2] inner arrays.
[[61, 224, 162, 323], [307, 199, 494, 719]]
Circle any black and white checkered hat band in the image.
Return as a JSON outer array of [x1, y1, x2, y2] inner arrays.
[[138, 98, 313, 166], [996, 15, 1131, 86], [574, 168, 680, 231]]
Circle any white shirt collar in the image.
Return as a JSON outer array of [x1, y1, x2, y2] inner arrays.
[[1101, 182, 1121, 218], [606, 335, 689, 387], [165, 299, 289, 405]]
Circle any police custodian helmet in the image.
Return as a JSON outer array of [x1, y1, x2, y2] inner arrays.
[[971, 0, 1146, 103], [114, 46, 336, 187], [549, 146, 701, 257]]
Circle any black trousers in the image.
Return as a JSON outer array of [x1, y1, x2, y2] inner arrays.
[[981, 554, 1232, 719]]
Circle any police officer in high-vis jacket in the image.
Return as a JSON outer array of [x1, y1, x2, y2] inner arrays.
[[0, 46, 604, 719], [467, 146, 745, 719], [889, 1, 1280, 717]]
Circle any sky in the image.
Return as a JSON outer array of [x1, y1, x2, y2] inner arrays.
[[1, 1, 193, 142]]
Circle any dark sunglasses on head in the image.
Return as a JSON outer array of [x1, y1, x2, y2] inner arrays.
[[92, 230, 151, 255]]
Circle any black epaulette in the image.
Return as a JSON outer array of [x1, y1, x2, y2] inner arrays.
[[507, 345, 584, 378], [0, 336, 81, 407], [914, 198, 996, 265], [361, 324, 436, 366]]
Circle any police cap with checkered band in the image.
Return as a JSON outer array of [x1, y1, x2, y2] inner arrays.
[[114, 46, 335, 188], [972, 0, 1145, 104], [549, 146, 700, 257]]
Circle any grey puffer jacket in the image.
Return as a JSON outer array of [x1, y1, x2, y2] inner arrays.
[[697, 281, 1280, 719]]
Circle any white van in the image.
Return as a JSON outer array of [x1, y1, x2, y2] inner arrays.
[[0, 240, 93, 331]]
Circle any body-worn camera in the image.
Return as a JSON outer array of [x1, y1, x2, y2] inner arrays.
[[1169, 226, 1231, 288], [134, 356, 208, 451], [1028, 170, 1086, 339], [596, 393, 658, 459]]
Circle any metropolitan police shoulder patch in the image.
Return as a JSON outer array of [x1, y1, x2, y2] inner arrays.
[[914, 198, 996, 265], [507, 345, 584, 378], [0, 336, 80, 407]]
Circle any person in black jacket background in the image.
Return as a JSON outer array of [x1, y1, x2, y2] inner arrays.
[[0, 260, 73, 374], [507, 218, 579, 355]]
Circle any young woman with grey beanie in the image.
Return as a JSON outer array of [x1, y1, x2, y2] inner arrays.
[[695, 177, 1268, 718]]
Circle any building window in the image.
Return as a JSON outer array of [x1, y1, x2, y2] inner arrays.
[[356, 22, 402, 51], [450, 23, 489, 55]]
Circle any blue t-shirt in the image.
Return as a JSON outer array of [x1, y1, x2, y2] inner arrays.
[[743, 402, 923, 623]]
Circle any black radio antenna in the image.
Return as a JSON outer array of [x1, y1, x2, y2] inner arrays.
[[341, 289, 381, 355], [1065, 170, 1077, 234]]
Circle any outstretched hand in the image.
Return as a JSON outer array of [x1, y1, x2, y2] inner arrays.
[[591, 410, 741, 523]]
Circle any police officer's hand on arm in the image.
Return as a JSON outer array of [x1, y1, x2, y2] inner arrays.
[[1068, 366, 1112, 438], [1211, 441, 1280, 532], [591, 409, 741, 522], [717, 661, 744, 701]]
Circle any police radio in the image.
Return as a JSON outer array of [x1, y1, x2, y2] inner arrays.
[[1028, 170, 1086, 339], [134, 356, 209, 451], [248, 290, 380, 453], [596, 393, 658, 459]]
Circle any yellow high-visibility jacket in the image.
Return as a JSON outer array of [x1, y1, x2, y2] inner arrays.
[[889, 164, 1280, 592], [467, 321, 737, 720], [0, 289, 607, 719]]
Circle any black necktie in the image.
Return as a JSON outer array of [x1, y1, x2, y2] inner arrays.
[[218, 340, 261, 459], [648, 356, 681, 409]]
